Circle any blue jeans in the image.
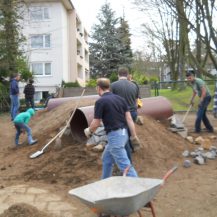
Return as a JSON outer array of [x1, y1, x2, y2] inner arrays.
[[195, 95, 213, 132], [10, 95, 20, 120], [102, 128, 138, 179], [14, 123, 33, 145]]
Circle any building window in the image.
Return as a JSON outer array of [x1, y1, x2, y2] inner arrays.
[[30, 7, 50, 21], [31, 62, 51, 76], [30, 35, 51, 48]]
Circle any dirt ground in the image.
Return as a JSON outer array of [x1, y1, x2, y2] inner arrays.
[[0, 101, 217, 217]]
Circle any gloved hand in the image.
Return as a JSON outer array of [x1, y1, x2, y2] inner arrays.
[[130, 136, 141, 151], [84, 128, 92, 138]]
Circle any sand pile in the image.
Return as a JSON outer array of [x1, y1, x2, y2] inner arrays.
[[0, 203, 53, 217]]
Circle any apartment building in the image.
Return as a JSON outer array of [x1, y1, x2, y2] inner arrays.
[[20, 0, 89, 101]]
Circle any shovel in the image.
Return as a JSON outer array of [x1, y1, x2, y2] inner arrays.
[[29, 89, 86, 159], [182, 104, 192, 123]]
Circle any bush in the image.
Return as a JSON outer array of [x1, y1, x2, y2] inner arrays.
[[86, 79, 97, 87], [149, 76, 159, 83], [109, 72, 118, 82], [62, 81, 80, 87], [132, 71, 148, 85]]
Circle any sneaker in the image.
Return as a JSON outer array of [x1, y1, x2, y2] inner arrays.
[[29, 139, 38, 145], [16, 143, 22, 146], [202, 128, 214, 133]]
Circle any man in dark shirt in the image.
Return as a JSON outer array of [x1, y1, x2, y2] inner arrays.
[[24, 79, 35, 109], [111, 67, 139, 121], [10, 73, 20, 121], [111, 67, 140, 159], [84, 78, 139, 179]]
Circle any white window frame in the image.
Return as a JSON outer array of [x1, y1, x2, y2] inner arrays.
[[31, 62, 52, 77], [30, 34, 51, 49], [29, 7, 50, 21]]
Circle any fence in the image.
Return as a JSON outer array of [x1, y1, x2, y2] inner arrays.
[[0, 85, 151, 113], [62, 85, 151, 98]]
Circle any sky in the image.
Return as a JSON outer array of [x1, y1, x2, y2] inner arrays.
[[70, 0, 148, 51]]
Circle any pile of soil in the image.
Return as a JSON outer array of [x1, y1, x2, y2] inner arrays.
[[0, 203, 52, 217], [1, 104, 217, 217], [1, 103, 187, 187], [5, 102, 191, 187], [31, 98, 97, 144]]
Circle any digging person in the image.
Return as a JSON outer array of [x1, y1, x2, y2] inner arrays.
[[186, 70, 214, 133], [84, 78, 140, 179], [13, 108, 38, 146]]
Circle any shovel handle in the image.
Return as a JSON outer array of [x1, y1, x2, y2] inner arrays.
[[42, 89, 86, 151], [58, 88, 86, 139], [182, 104, 192, 123], [162, 165, 178, 185]]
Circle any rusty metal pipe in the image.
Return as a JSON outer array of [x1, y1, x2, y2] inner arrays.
[[70, 96, 173, 141], [47, 95, 99, 110]]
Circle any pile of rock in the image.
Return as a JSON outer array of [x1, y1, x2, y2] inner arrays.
[[183, 135, 217, 167]]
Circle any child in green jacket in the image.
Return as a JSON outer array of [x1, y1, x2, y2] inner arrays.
[[13, 108, 38, 146]]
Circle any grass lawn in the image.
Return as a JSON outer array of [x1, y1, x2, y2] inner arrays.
[[151, 83, 215, 111]]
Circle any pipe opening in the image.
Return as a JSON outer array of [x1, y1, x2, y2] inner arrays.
[[70, 109, 88, 142]]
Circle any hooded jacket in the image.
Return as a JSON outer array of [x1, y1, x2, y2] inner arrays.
[[13, 108, 35, 124]]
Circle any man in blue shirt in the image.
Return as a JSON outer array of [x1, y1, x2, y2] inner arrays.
[[84, 78, 139, 179], [10, 73, 20, 120]]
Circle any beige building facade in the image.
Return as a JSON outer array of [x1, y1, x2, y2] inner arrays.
[[21, 0, 89, 101]]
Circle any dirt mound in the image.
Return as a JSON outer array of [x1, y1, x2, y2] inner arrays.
[[133, 116, 186, 177], [30, 98, 96, 144], [0, 203, 53, 217], [18, 115, 187, 186], [1, 103, 188, 188]]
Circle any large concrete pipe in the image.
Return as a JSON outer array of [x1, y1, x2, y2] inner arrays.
[[47, 95, 99, 110], [70, 96, 173, 141]]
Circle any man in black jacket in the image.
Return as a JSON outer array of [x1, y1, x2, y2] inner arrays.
[[24, 79, 35, 109]]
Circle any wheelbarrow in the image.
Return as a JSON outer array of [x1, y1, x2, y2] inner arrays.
[[68, 166, 177, 217]]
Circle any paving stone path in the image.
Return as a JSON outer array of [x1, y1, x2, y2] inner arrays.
[[0, 185, 77, 217]]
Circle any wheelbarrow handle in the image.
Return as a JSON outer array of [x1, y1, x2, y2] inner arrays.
[[162, 165, 178, 185]]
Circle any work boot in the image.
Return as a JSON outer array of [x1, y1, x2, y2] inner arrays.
[[29, 139, 38, 145]]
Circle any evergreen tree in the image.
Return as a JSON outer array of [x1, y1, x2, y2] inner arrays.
[[116, 17, 133, 68], [0, 0, 30, 79], [89, 2, 121, 77]]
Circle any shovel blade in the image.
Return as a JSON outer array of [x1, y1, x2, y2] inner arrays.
[[29, 150, 43, 159]]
